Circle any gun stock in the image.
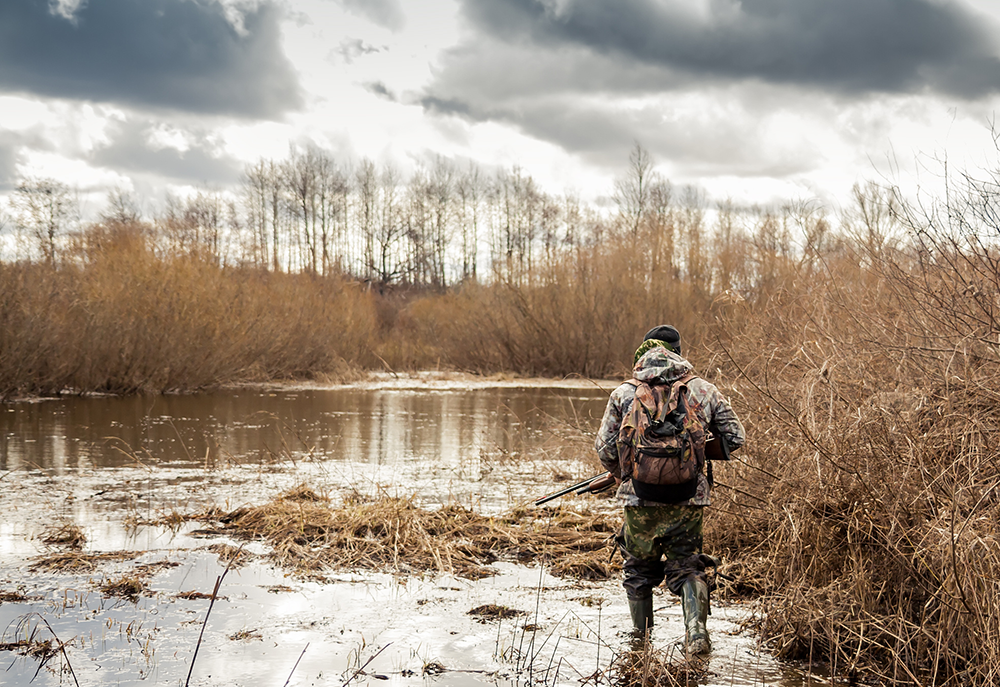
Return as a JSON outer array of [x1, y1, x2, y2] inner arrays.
[[705, 432, 731, 461]]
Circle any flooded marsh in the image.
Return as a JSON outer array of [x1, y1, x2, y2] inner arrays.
[[1, 378, 806, 686]]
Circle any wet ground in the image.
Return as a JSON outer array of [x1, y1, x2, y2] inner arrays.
[[0, 377, 818, 686]]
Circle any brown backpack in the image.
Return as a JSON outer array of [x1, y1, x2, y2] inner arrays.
[[617, 373, 707, 502]]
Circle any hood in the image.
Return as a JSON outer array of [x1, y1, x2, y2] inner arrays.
[[632, 346, 694, 385]]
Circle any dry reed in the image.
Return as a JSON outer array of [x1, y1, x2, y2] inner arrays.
[[38, 524, 86, 550], [0, 225, 377, 398], [610, 646, 708, 687], [29, 551, 135, 573], [188, 485, 619, 580], [99, 575, 146, 601], [467, 604, 527, 622]]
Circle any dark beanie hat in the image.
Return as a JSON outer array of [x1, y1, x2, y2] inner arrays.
[[643, 325, 681, 354]]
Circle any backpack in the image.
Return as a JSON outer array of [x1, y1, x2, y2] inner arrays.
[[617, 373, 707, 503]]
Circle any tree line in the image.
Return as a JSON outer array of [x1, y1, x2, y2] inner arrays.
[[4, 146, 650, 289]]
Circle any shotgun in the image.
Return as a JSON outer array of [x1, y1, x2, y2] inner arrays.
[[534, 436, 731, 506], [533, 471, 616, 506]]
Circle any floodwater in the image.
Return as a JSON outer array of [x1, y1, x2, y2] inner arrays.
[[0, 375, 815, 686]]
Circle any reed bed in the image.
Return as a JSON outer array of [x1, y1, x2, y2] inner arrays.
[[610, 646, 708, 687], [0, 226, 377, 398], [189, 485, 619, 580], [696, 222, 1000, 684]]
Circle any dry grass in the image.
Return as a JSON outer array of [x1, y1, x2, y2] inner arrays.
[[99, 575, 146, 601], [610, 646, 709, 687], [187, 485, 618, 580], [694, 206, 1000, 684], [29, 551, 135, 573], [174, 590, 219, 600], [0, 639, 58, 662], [205, 543, 254, 568], [0, 590, 41, 603], [467, 604, 527, 622], [228, 629, 262, 642], [0, 225, 377, 398], [38, 524, 86, 550]]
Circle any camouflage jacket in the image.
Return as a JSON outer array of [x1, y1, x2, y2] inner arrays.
[[595, 346, 746, 507]]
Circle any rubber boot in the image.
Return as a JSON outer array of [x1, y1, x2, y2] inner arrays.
[[680, 578, 711, 656], [628, 596, 654, 638]]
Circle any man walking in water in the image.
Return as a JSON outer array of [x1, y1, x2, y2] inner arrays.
[[595, 325, 745, 655]]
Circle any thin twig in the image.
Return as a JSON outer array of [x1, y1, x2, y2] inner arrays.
[[341, 642, 391, 687], [283, 642, 309, 687]]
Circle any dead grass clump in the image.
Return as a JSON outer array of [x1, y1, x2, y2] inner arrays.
[[0, 590, 41, 604], [467, 604, 526, 622], [192, 491, 619, 580], [611, 646, 709, 687], [206, 543, 254, 568], [228, 629, 262, 641], [39, 524, 86, 550], [174, 590, 226, 601], [99, 575, 146, 602], [280, 484, 327, 502], [29, 551, 134, 573], [0, 639, 57, 662], [134, 560, 181, 576], [549, 552, 615, 580]]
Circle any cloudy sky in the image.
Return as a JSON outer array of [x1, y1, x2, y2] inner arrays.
[[2, 0, 1000, 215]]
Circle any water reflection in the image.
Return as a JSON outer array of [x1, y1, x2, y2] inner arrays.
[[0, 385, 610, 474]]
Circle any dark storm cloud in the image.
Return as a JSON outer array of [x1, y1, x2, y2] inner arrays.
[[0, 0, 302, 118], [89, 120, 242, 185], [456, 0, 1000, 97], [335, 0, 404, 31]]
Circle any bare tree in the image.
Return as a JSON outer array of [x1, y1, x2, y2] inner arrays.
[[356, 158, 378, 281], [455, 162, 485, 283], [241, 158, 285, 271], [425, 157, 455, 288], [11, 176, 78, 263], [100, 186, 143, 226], [614, 142, 655, 237], [371, 163, 404, 288], [322, 161, 350, 275], [491, 166, 542, 284]]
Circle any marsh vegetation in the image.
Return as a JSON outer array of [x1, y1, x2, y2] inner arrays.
[[4, 143, 1000, 684]]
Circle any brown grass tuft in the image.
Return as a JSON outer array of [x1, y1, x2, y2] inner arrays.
[[611, 646, 708, 687], [38, 524, 86, 550], [206, 543, 254, 568], [29, 551, 134, 573], [188, 490, 618, 580], [174, 590, 225, 601], [467, 604, 526, 622], [99, 575, 146, 601]]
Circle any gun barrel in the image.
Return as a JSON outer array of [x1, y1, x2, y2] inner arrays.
[[534, 472, 608, 506]]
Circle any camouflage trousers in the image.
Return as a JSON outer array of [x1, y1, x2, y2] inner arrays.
[[619, 505, 709, 600]]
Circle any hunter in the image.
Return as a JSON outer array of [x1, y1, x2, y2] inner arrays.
[[595, 325, 745, 655]]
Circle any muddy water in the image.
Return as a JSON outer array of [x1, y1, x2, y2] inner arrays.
[[0, 377, 813, 687]]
